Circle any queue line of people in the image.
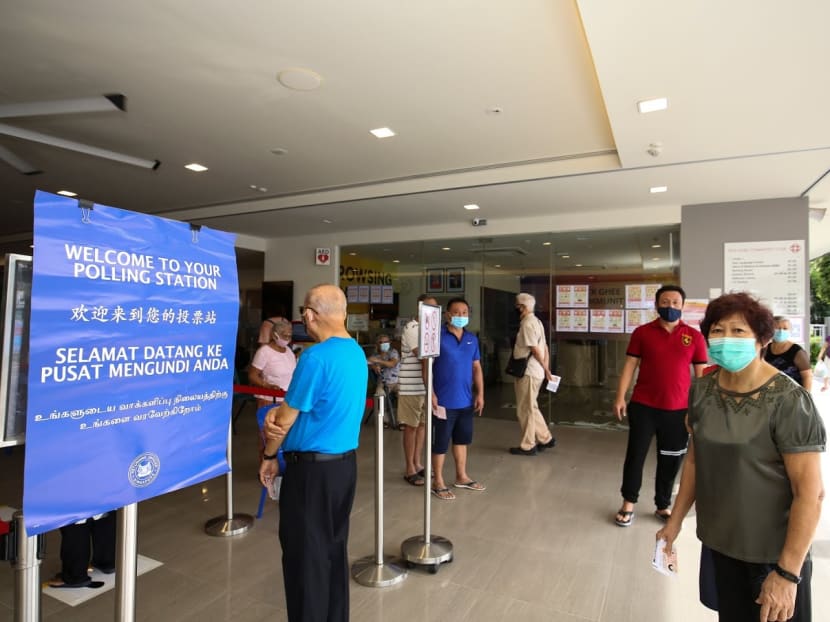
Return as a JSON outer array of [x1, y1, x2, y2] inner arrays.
[[253, 284, 825, 622]]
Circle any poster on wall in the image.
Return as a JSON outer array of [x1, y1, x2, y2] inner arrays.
[[626, 284, 661, 309], [346, 285, 359, 303], [370, 285, 382, 303], [724, 240, 805, 316], [682, 299, 709, 331], [590, 309, 624, 333], [382, 285, 394, 304], [625, 309, 658, 333], [557, 308, 589, 332], [556, 285, 589, 308], [23, 191, 238, 535]]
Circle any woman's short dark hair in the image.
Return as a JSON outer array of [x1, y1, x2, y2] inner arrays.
[[699, 292, 774, 345]]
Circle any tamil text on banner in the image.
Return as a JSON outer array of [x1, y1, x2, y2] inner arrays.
[[23, 191, 238, 535]]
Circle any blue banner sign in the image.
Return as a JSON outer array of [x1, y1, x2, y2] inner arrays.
[[23, 191, 238, 535]]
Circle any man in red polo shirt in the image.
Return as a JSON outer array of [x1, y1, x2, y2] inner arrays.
[[612, 285, 707, 527]]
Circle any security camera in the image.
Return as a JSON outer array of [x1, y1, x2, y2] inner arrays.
[[472, 218, 487, 226]]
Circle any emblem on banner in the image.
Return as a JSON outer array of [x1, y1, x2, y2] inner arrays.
[[682, 334, 692, 346], [128, 452, 161, 488], [315, 247, 331, 266]]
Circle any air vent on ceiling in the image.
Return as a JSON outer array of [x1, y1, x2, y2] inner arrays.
[[468, 246, 527, 257]]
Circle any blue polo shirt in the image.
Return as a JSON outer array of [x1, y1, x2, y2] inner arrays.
[[432, 325, 480, 409], [282, 336, 368, 453]]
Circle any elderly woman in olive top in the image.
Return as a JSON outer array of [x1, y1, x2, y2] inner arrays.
[[249, 317, 297, 409], [764, 315, 812, 390], [658, 293, 825, 622]]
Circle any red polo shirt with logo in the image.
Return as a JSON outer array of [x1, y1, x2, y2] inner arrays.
[[627, 318, 708, 411]]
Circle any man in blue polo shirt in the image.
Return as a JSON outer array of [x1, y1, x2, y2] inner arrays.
[[430, 297, 486, 500], [612, 284, 707, 527], [259, 284, 367, 621]]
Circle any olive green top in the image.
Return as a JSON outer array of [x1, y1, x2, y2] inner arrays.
[[688, 370, 826, 563]]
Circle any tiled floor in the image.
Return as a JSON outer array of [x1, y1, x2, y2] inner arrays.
[[1, 386, 829, 621]]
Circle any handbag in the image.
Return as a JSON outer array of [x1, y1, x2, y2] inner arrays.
[[505, 354, 531, 378]]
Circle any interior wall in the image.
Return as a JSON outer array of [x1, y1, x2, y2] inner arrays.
[[681, 196, 809, 338]]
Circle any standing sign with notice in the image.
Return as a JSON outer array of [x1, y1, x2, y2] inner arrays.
[[23, 191, 238, 535]]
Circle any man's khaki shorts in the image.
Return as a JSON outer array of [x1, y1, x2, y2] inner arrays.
[[397, 394, 426, 427]]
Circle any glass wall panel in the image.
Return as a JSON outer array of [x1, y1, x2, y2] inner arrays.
[[342, 225, 679, 428]]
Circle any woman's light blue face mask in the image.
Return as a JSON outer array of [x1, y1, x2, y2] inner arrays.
[[707, 337, 758, 372]]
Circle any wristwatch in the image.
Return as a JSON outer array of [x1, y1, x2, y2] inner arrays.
[[262, 451, 278, 460]]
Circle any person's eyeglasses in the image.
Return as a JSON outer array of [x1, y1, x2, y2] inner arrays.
[[300, 306, 319, 316]]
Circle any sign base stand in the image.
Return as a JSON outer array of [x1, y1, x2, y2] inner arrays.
[[204, 513, 253, 537]]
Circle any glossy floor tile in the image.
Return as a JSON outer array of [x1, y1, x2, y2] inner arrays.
[[2, 386, 829, 621]]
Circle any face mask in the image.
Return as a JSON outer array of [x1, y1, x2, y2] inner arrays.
[[708, 337, 757, 372], [275, 337, 290, 348], [773, 329, 789, 343], [657, 307, 682, 322], [450, 316, 469, 329], [379, 342, 390, 352]]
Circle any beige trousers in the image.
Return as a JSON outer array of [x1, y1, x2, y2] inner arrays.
[[514, 375, 552, 450]]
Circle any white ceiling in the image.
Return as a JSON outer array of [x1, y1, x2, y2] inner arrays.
[[1, 1, 828, 268]]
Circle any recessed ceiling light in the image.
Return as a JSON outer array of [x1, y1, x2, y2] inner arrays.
[[652, 257, 660, 261], [650, 186, 668, 193], [270, 148, 288, 155], [57, 190, 77, 197], [561, 255, 570, 259], [185, 163, 208, 172], [575, 263, 583, 267], [637, 97, 668, 113], [494, 264, 501, 268], [348, 252, 357, 256], [392, 259, 400, 263], [322, 219, 333, 224], [651, 244, 662, 248], [442, 247, 451, 251], [542, 242, 551, 246], [464, 204, 480, 211], [370, 127, 395, 139]]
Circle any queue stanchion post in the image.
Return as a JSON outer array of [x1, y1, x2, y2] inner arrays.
[[114, 503, 138, 622], [11, 511, 42, 622], [351, 394, 408, 587], [205, 419, 254, 536], [400, 356, 453, 574]]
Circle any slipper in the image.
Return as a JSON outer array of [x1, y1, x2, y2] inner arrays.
[[403, 473, 425, 486], [654, 510, 671, 522], [615, 510, 634, 527], [431, 487, 455, 500], [454, 480, 486, 491], [416, 468, 426, 478]]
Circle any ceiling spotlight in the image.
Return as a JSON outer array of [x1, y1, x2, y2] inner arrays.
[[575, 263, 583, 267], [370, 127, 395, 138], [494, 264, 501, 268], [542, 242, 552, 246], [322, 219, 333, 224], [650, 186, 668, 193], [637, 97, 668, 113], [441, 247, 451, 251], [561, 255, 570, 259], [348, 252, 357, 256], [277, 68, 322, 91], [57, 190, 77, 197], [185, 163, 208, 172], [464, 204, 480, 211], [651, 244, 662, 248], [270, 148, 288, 155], [392, 259, 400, 263]]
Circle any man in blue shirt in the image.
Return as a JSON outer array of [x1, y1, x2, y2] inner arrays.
[[259, 284, 367, 622], [430, 297, 486, 500]]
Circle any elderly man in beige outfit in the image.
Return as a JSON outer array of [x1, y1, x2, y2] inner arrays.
[[509, 292, 557, 456]]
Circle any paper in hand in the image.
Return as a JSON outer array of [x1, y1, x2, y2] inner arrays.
[[546, 375, 561, 392], [434, 405, 447, 420], [652, 538, 678, 577]]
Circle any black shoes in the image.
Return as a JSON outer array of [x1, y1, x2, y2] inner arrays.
[[509, 446, 538, 456], [537, 438, 557, 452]]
